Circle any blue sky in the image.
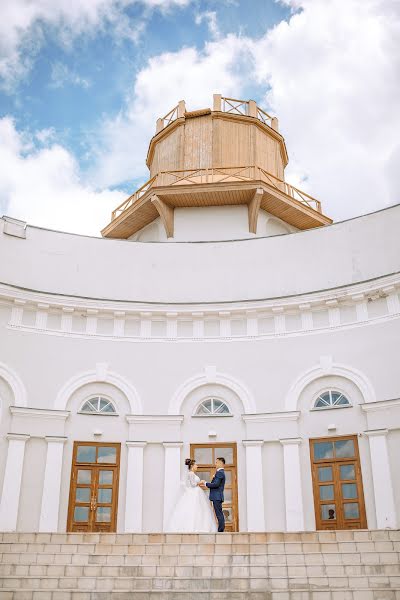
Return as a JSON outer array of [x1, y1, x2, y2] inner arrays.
[[0, 0, 399, 235], [1, 1, 290, 174]]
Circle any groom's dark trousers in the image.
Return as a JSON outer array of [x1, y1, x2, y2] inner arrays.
[[212, 500, 225, 532], [206, 469, 226, 532]]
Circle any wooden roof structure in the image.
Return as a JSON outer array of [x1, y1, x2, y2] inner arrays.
[[102, 95, 332, 239]]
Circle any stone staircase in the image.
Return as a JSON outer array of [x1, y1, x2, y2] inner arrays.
[[0, 530, 399, 600]]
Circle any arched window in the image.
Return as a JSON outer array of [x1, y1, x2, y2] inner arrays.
[[80, 397, 117, 415], [194, 398, 231, 416], [314, 390, 351, 410]]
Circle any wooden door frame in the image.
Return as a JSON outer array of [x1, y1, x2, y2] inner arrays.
[[190, 442, 239, 531], [309, 434, 367, 530], [67, 441, 121, 533]]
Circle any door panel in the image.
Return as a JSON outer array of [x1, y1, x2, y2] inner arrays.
[[191, 443, 238, 532], [67, 442, 120, 532], [310, 435, 366, 530]]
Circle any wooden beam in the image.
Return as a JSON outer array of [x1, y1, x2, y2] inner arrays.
[[151, 195, 174, 238], [248, 188, 263, 234]]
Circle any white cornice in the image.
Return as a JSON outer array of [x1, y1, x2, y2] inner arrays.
[[126, 441, 147, 448], [280, 437, 302, 445], [360, 398, 400, 413], [162, 442, 184, 448], [363, 429, 389, 437], [6, 433, 30, 441], [0, 273, 399, 314], [1, 273, 399, 342], [242, 411, 300, 423], [126, 415, 184, 424], [10, 406, 70, 420], [242, 440, 264, 447]]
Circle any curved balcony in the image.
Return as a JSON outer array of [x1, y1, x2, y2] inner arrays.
[[102, 165, 331, 239]]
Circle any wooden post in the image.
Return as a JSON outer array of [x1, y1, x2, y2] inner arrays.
[[151, 195, 174, 238], [213, 94, 222, 112], [271, 117, 279, 132], [248, 100, 257, 118], [177, 100, 186, 118], [156, 118, 164, 134], [248, 188, 263, 234]]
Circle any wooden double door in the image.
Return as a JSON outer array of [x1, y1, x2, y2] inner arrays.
[[190, 443, 238, 532], [67, 442, 120, 532], [310, 435, 367, 530]]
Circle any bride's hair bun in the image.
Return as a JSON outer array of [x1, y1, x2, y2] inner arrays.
[[185, 458, 195, 469]]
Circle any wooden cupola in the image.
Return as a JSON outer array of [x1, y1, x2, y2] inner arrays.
[[101, 94, 332, 239]]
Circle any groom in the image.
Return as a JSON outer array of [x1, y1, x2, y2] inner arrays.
[[200, 457, 226, 532]]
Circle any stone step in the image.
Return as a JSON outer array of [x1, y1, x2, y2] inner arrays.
[[1, 532, 399, 600], [0, 541, 398, 554], [1, 589, 400, 600], [1, 575, 400, 591], [0, 545, 400, 564], [0, 552, 400, 569], [1, 531, 399, 544], [1, 564, 400, 577]]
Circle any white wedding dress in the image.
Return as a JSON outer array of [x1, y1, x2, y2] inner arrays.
[[165, 471, 217, 532]]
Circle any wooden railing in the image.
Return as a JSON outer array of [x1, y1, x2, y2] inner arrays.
[[221, 96, 250, 116], [110, 166, 321, 220], [156, 100, 186, 133], [156, 96, 278, 134], [215, 95, 278, 131], [111, 175, 157, 220]]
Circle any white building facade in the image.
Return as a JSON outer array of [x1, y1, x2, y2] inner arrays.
[[0, 96, 399, 535]]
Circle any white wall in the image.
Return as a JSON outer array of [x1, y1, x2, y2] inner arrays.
[[1, 204, 399, 303], [0, 205, 399, 532]]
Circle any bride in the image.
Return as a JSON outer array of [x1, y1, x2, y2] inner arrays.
[[165, 458, 217, 532]]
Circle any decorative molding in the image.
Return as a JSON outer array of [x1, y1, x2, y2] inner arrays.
[[126, 441, 147, 447], [1, 274, 399, 342], [166, 312, 178, 338], [242, 440, 264, 447], [55, 367, 143, 413], [6, 310, 400, 343], [360, 398, 400, 413], [44, 436, 67, 443], [35, 303, 49, 329], [10, 406, 70, 420], [0, 362, 27, 407], [285, 361, 376, 411], [169, 367, 256, 415], [6, 433, 30, 441], [279, 437, 302, 445], [10, 299, 25, 326], [162, 442, 184, 448], [242, 411, 300, 423], [246, 310, 258, 336], [61, 307, 74, 332], [363, 428, 389, 437]]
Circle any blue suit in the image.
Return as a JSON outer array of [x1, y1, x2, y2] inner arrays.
[[206, 469, 226, 532]]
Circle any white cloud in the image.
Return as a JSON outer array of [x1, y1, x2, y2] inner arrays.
[[251, 0, 400, 220], [91, 36, 252, 186], [92, 0, 400, 222], [49, 62, 91, 89], [195, 11, 220, 39], [0, 117, 125, 236], [0, 0, 192, 90], [2, 0, 399, 234]]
